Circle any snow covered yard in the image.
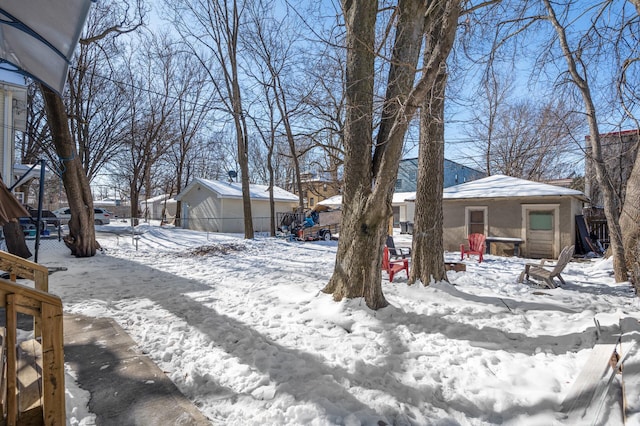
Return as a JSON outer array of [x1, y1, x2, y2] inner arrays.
[[38, 223, 640, 425]]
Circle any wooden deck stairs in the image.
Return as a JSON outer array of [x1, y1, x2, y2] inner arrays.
[[0, 250, 65, 425]]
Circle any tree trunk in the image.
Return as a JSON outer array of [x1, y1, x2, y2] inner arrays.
[[324, 0, 443, 309], [41, 85, 99, 257], [323, 0, 461, 309], [620, 147, 640, 291], [273, 76, 305, 211], [408, 0, 460, 285], [411, 68, 448, 285], [238, 116, 254, 239], [267, 141, 276, 237], [324, 197, 390, 308], [130, 182, 140, 226], [322, 1, 384, 308], [2, 222, 32, 259]]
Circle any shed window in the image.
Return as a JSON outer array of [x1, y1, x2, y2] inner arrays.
[[465, 206, 488, 235], [529, 211, 553, 231]]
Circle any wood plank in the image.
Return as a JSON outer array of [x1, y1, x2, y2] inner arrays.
[[0, 328, 6, 419], [40, 303, 65, 425], [6, 295, 18, 423], [0, 279, 62, 310], [560, 324, 621, 421], [0, 251, 48, 282], [620, 317, 640, 424], [16, 339, 43, 422]]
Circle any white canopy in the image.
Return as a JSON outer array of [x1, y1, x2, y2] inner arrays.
[[0, 1, 93, 94]]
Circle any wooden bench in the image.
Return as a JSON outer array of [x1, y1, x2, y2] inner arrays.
[[484, 236, 523, 256]]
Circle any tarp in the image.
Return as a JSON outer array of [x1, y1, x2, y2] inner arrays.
[[0, 177, 28, 225], [0, 1, 94, 94]]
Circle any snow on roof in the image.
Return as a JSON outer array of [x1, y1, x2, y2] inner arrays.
[[144, 194, 175, 203], [317, 191, 415, 208], [393, 192, 416, 204], [178, 178, 298, 202], [317, 194, 342, 208], [441, 174, 586, 200]]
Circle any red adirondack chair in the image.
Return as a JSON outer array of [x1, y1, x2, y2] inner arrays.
[[382, 246, 409, 282], [460, 233, 486, 263]]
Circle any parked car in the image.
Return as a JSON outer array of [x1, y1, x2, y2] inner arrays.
[[19, 206, 60, 237], [53, 207, 112, 225]]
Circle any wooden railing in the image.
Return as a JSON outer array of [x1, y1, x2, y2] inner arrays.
[[0, 251, 48, 293], [0, 251, 65, 425]]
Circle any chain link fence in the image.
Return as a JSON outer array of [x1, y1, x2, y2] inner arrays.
[[177, 216, 278, 235], [1, 212, 299, 260], [0, 216, 66, 258]]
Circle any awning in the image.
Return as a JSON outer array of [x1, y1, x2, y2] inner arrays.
[[0, 1, 94, 94], [0, 178, 28, 225]]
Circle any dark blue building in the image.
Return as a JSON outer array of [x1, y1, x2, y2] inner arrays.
[[395, 158, 485, 192]]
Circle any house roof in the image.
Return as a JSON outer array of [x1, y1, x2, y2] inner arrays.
[[317, 194, 342, 208], [316, 191, 416, 209], [439, 174, 587, 200], [176, 178, 299, 202], [144, 194, 176, 204], [393, 192, 416, 204]]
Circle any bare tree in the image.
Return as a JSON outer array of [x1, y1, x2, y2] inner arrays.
[[484, 99, 579, 180], [41, 85, 100, 256], [542, 0, 628, 282], [248, 85, 282, 236], [166, 52, 213, 226], [323, 0, 462, 309], [619, 1, 640, 290], [466, 68, 513, 176], [40, 0, 144, 257], [166, 0, 254, 238], [411, 69, 449, 285], [67, 4, 137, 183], [620, 144, 640, 291], [409, 0, 463, 285], [113, 34, 178, 224], [301, 46, 347, 198], [243, 1, 307, 210]]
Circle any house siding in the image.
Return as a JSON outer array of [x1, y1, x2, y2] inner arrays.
[[443, 197, 580, 258], [182, 184, 222, 231], [179, 182, 298, 233]]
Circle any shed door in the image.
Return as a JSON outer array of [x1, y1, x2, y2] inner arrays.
[[526, 210, 554, 258], [392, 206, 400, 227], [181, 203, 189, 229]]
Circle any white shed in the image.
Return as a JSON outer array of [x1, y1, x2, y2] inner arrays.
[[142, 194, 177, 221], [175, 178, 299, 233]]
